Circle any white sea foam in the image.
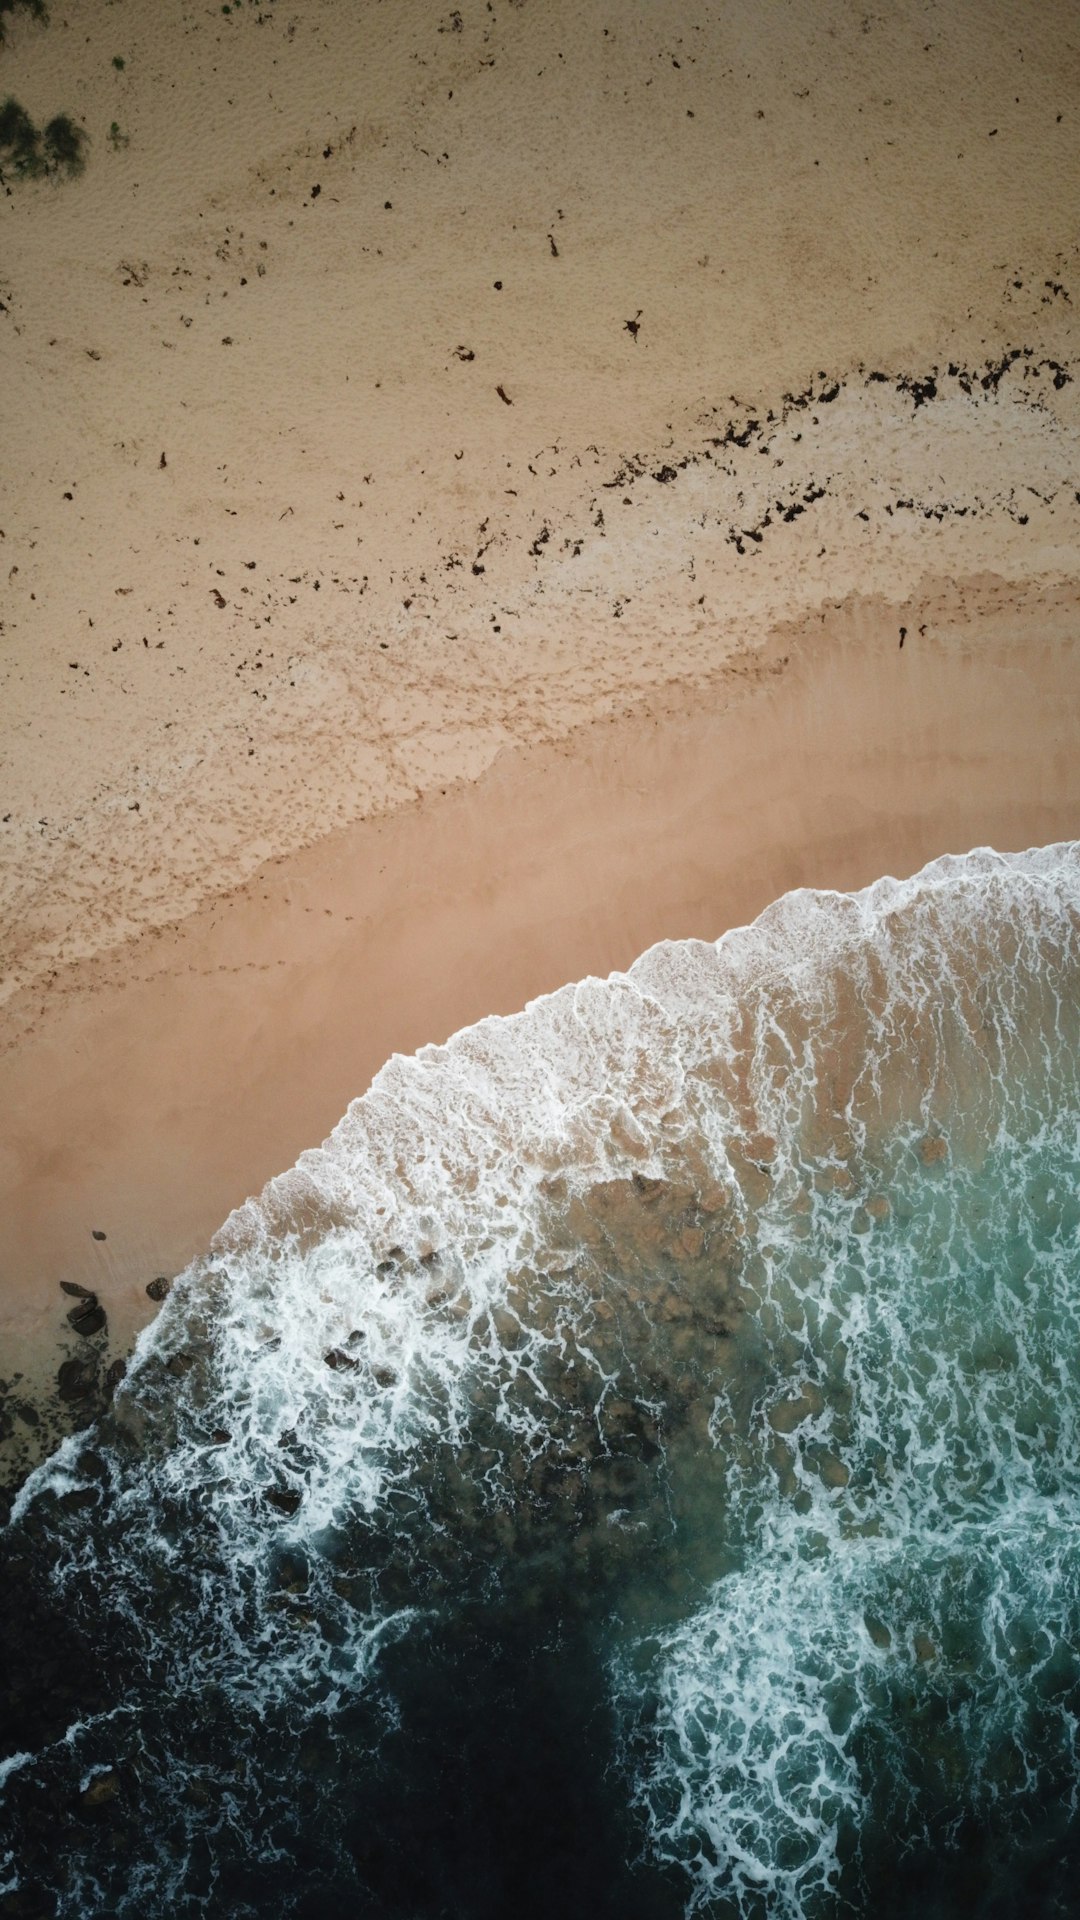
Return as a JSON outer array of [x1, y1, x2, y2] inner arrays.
[[4, 842, 1080, 1918], [0, 1754, 32, 1794]]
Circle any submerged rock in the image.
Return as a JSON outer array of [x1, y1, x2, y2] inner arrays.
[[919, 1132, 949, 1165], [103, 1358, 126, 1398], [264, 1487, 302, 1516], [58, 1485, 99, 1513], [79, 1770, 120, 1808], [323, 1347, 359, 1372]]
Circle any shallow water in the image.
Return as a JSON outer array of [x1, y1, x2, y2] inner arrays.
[[2, 844, 1079, 1918]]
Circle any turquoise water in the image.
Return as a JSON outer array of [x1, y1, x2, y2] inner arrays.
[[615, 1124, 1080, 1915], [1, 845, 1079, 1917]]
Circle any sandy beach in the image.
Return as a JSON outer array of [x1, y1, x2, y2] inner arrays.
[[1, 0, 1079, 1456]]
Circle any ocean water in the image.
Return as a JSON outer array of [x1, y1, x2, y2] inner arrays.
[[2, 844, 1080, 1919]]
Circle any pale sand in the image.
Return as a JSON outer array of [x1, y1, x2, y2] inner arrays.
[[1, 1, 1079, 1423]]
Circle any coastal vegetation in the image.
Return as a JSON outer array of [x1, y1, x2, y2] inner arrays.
[[0, 96, 85, 177], [0, 0, 85, 181], [0, 0, 87, 182], [0, 0, 46, 43]]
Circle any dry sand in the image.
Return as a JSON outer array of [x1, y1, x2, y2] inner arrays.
[[1, 0, 1079, 1432]]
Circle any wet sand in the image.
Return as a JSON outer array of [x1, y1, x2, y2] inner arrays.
[[1, 571, 1076, 1395]]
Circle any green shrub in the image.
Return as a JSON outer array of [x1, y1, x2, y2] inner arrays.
[[0, 95, 43, 173], [0, 3, 87, 182], [111, 53, 124, 69], [0, 0, 47, 45], [43, 112, 85, 174]]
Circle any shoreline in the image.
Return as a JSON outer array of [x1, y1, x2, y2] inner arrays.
[[1, 568, 1077, 1473], [3, 0, 1080, 1898]]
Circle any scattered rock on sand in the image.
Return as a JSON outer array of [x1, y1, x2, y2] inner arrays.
[[145, 1275, 171, 1302], [66, 1297, 106, 1338]]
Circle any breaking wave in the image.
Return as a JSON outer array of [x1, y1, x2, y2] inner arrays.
[[2, 843, 1080, 1917]]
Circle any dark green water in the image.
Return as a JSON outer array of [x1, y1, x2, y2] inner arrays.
[[2, 846, 1079, 1918]]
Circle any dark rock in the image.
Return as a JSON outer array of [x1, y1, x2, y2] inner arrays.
[[323, 1347, 359, 1372], [79, 1770, 119, 1808], [58, 1485, 98, 1513], [631, 1172, 666, 1204], [91, 1229, 107, 1242], [1, 1888, 56, 1917], [145, 1275, 171, 1302], [59, 1281, 95, 1300], [103, 1358, 126, 1398], [274, 1550, 309, 1593], [264, 1486, 302, 1516], [56, 1358, 96, 1403], [67, 1300, 106, 1338]]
